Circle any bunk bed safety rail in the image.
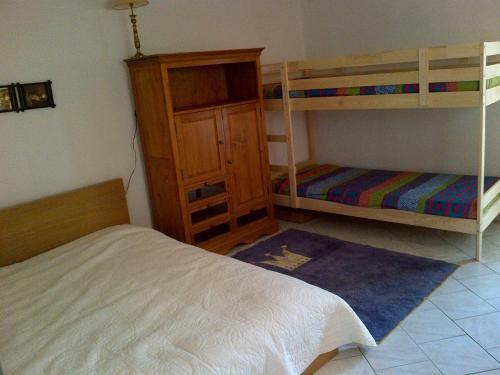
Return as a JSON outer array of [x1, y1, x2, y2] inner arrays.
[[282, 43, 490, 110]]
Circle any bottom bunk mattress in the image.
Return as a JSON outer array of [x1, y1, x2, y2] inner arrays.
[[273, 164, 499, 219]]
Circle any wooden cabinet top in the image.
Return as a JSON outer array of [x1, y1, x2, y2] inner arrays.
[[125, 48, 264, 68]]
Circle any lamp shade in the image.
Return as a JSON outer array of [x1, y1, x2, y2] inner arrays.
[[112, 0, 149, 10]]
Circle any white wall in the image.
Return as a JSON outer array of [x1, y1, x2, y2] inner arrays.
[[0, 0, 306, 226], [301, 0, 500, 175]]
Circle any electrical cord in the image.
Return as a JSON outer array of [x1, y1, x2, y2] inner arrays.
[[125, 117, 138, 195]]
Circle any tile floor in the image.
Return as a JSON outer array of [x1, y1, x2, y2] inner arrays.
[[235, 214, 500, 375]]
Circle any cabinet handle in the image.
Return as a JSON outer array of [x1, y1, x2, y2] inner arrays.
[[218, 140, 224, 145], [227, 160, 233, 165]]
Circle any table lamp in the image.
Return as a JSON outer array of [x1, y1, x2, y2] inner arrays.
[[112, 0, 149, 59]]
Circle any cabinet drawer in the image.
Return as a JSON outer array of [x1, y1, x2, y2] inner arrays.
[[189, 198, 229, 227], [236, 206, 269, 227], [192, 220, 231, 245], [186, 179, 227, 205]]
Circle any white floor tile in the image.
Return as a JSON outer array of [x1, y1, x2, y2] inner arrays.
[[488, 297, 500, 311], [401, 308, 464, 343], [409, 244, 469, 263], [453, 262, 496, 279], [333, 346, 363, 361], [455, 312, 500, 349], [489, 347, 500, 362], [414, 299, 436, 312], [487, 261, 500, 274], [375, 361, 441, 375], [431, 277, 467, 296], [316, 355, 375, 375], [361, 328, 427, 370], [473, 369, 500, 375], [430, 290, 497, 320], [480, 240, 500, 262], [420, 335, 500, 375], [387, 225, 447, 249], [460, 274, 500, 300]]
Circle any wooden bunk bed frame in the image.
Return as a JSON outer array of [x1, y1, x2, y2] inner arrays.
[[262, 41, 500, 261]]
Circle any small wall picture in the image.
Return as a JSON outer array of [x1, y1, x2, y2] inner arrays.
[[0, 85, 16, 113], [18, 81, 56, 111]]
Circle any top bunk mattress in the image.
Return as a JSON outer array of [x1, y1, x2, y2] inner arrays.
[[273, 164, 499, 219], [264, 77, 500, 100]]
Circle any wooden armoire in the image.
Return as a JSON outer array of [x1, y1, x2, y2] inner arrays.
[[126, 48, 278, 253]]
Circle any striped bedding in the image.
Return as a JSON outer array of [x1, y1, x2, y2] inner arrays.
[[263, 77, 500, 99], [273, 165, 499, 219]]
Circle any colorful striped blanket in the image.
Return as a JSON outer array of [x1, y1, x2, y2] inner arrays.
[[273, 165, 499, 219], [263, 77, 500, 100]]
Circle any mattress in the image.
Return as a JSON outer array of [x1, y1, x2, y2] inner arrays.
[[0, 225, 375, 375], [263, 76, 500, 99], [273, 164, 500, 219]]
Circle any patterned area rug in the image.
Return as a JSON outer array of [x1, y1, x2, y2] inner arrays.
[[233, 229, 458, 342]]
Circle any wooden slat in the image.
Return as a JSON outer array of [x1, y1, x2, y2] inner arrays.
[[264, 99, 284, 111], [270, 91, 479, 111], [284, 67, 480, 92], [267, 134, 287, 142], [302, 350, 339, 375], [287, 49, 419, 72], [270, 164, 288, 173], [281, 63, 298, 208], [483, 180, 500, 208], [0, 179, 130, 267], [427, 91, 480, 108], [485, 63, 500, 79], [429, 67, 480, 82], [288, 71, 419, 91], [486, 85, 500, 106], [274, 193, 291, 206], [295, 159, 315, 170], [273, 195, 477, 234], [261, 63, 283, 73], [306, 111, 315, 161], [481, 197, 500, 232], [427, 43, 481, 60], [419, 48, 429, 106], [485, 42, 500, 56], [290, 94, 419, 110]]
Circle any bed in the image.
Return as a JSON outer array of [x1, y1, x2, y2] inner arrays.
[[0, 179, 375, 375], [261, 41, 500, 260], [273, 164, 500, 220]]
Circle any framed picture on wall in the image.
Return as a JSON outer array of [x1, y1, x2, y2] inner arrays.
[[18, 81, 56, 111], [0, 84, 17, 113]]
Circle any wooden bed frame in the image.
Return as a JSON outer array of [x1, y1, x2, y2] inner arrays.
[[262, 41, 500, 261], [0, 179, 130, 267], [0, 179, 337, 374]]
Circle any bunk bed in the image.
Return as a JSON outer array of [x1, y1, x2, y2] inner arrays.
[[262, 41, 500, 261]]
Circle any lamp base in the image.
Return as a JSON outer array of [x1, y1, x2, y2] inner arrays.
[[130, 51, 146, 59]]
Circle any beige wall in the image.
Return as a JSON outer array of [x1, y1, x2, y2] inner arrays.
[[301, 0, 500, 175], [0, 0, 306, 226]]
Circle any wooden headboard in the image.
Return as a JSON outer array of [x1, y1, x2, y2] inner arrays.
[[0, 179, 130, 267]]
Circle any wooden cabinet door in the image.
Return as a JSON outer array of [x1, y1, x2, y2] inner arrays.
[[222, 103, 267, 213], [175, 110, 226, 185]]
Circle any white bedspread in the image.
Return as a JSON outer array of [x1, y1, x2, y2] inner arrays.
[[0, 225, 374, 375]]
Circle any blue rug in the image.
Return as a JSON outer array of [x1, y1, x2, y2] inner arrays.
[[233, 229, 458, 342]]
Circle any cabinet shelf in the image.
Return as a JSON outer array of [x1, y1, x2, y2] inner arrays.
[[174, 99, 257, 115]]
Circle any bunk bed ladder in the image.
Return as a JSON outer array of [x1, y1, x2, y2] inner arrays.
[[281, 62, 298, 208]]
